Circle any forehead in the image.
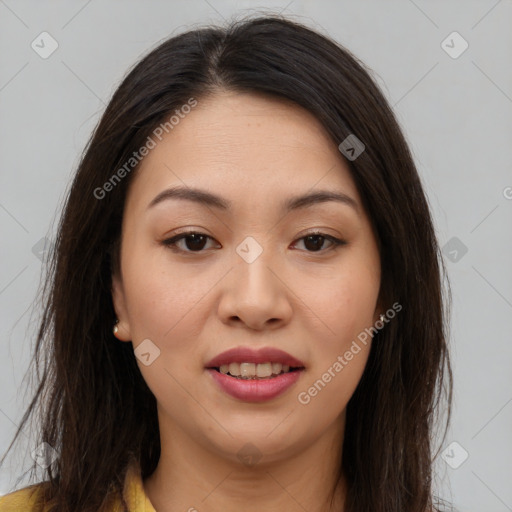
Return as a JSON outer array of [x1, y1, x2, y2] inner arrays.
[[126, 91, 361, 213]]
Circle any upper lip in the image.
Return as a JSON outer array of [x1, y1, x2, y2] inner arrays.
[[205, 347, 305, 368]]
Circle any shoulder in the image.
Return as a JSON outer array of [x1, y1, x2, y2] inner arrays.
[[0, 484, 46, 511], [0, 459, 147, 511]]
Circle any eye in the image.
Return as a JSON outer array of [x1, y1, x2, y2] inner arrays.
[[291, 232, 346, 253], [161, 232, 219, 253], [161, 230, 346, 254]]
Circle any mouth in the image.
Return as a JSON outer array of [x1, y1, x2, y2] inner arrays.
[[205, 346, 305, 370], [204, 347, 306, 402], [209, 362, 304, 380]]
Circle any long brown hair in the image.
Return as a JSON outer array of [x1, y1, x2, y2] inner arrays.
[[1, 13, 452, 512]]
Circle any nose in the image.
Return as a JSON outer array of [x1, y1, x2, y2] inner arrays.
[[217, 246, 293, 331]]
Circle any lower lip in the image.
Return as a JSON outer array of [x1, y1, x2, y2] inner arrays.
[[206, 368, 303, 402]]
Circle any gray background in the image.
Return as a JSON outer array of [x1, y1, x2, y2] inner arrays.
[[1, 1, 511, 511]]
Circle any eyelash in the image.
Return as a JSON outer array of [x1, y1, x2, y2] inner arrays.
[[161, 230, 346, 255]]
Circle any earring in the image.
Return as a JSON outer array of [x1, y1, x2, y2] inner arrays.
[[113, 320, 119, 335], [379, 314, 385, 323]]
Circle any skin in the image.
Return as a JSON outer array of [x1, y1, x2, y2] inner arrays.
[[111, 90, 383, 512]]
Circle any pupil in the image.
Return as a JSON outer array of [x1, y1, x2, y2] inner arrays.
[[186, 234, 207, 251], [304, 235, 324, 252]]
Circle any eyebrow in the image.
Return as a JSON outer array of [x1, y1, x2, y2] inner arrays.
[[146, 185, 359, 214]]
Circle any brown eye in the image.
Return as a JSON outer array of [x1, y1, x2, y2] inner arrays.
[[161, 231, 345, 255], [162, 232, 218, 253], [302, 235, 329, 252], [293, 233, 346, 253]]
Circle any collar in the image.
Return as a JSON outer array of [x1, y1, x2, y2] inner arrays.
[[121, 459, 157, 512]]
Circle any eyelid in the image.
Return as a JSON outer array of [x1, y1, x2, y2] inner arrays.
[[161, 230, 219, 254], [291, 230, 347, 253], [160, 229, 346, 255]]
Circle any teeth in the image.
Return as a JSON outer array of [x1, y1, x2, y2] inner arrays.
[[217, 362, 295, 379], [240, 362, 255, 378], [228, 362, 239, 376], [272, 362, 282, 375], [256, 362, 272, 378]]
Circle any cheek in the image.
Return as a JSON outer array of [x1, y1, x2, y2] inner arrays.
[[297, 343, 370, 430], [297, 267, 376, 417], [121, 245, 213, 343], [298, 252, 379, 415], [123, 255, 209, 402], [310, 261, 379, 344]]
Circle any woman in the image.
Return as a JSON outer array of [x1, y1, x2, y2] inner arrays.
[[0, 13, 452, 512]]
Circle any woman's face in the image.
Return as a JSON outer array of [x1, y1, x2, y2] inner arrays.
[[112, 91, 381, 465]]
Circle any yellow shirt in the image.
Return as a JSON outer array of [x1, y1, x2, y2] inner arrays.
[[0, 459, 156, 511]]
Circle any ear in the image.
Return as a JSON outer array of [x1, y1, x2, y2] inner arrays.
[[111, 272, 132, 342], [372, 295, 386, 325]]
